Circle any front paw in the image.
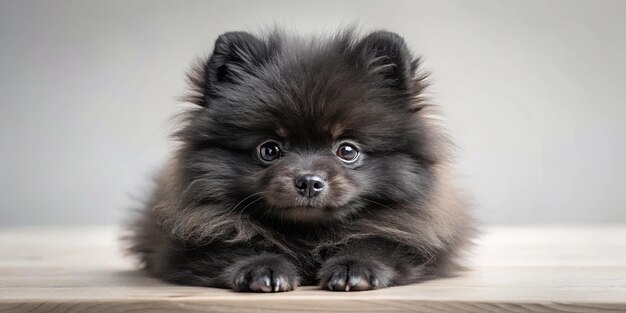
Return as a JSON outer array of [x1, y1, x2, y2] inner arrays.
[[228, 254, 299, 292], [318, 257, 393, 291]]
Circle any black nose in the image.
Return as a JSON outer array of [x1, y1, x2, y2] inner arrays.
[[295, 174, 325, 198]]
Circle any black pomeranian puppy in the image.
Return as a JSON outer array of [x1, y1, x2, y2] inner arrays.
[[127, 28, 475, 292]]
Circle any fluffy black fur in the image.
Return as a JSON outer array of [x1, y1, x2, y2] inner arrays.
[[126, 28, 475, 292]]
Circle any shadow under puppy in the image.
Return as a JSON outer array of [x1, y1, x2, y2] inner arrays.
[[127, 29, 475, 292]]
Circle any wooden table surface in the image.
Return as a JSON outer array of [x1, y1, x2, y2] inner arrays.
[[0, 225, 625, 313]]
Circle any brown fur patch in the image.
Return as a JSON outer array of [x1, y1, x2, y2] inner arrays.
[[329, 123, 344, 141], [276, 127, 288, 139]]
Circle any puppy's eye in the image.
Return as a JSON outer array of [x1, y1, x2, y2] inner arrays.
[[336, 143, 359, 162], [258, 141, 281, 162]]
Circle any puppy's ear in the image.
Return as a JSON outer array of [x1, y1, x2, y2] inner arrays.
[[186, 31, 271, 106], [354, 31, 417, 92]]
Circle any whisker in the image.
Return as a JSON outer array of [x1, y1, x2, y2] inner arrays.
[[236, 196, 264, 221], [225, 191, 267, 215], [354, 196, 397, 211]]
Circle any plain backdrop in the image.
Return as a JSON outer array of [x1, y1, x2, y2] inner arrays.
[[1, 0, 625, 226]]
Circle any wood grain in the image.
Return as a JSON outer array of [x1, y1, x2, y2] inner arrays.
[[0, 226, 625, 313]]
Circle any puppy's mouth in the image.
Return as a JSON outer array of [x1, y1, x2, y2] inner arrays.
[[259, 192, 361, 223], [285, 200, 331, 210], [289, 203, 333, 210], [261, 190, 330, 209], [275, 204, 339, 222]]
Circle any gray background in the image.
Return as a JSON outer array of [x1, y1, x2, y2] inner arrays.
[[1, 0, 625, 226]]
